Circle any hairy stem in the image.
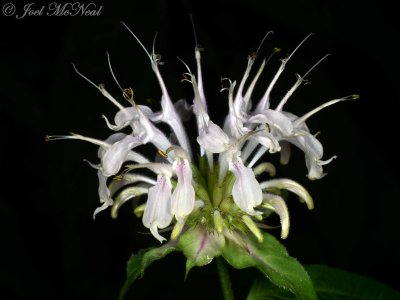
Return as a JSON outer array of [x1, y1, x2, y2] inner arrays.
[[216, 257, 234, 300]]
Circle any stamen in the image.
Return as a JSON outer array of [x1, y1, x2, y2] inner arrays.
[[158, 149, 169, 158], [286, 32, 314, 61], [275, 54, 340, 112], [266, 47, 281, 65], [71, 63, 98, 90], [294, 94, 359, 127], [152, 33, 164, 65], [189, 13, 199, 48], [302, 53, 330, 78], [255, 31, 274, 55], [255, 33, 313, 113], [120, 21, 152, 60], [122, 87, 136, 105], [72, 63, 125, 110], [113, 175, 124, 181], [106, 51, 124, 92], [177, 57, 193, 74]]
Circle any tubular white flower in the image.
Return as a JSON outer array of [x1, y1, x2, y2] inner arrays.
[[223, 79, 248, 139], [260, 178, 314, 210], [142, 174, 173, 243], [262, 193, 290, 239], [171, 157, 195, 223], [121, 22, 192, 158], [229, 157, 263, 215]]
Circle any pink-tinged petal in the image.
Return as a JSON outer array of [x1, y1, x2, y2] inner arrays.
[[197, 121, 230, 153], [171, 159, 195, 222], [229, 158, 263, 215], [142, 175, 173, 243]]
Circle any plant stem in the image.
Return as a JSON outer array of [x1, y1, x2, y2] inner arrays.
[[216, 257, 234, 300]]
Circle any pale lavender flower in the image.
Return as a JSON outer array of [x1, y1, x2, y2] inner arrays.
[[47, 25, 357, 243]]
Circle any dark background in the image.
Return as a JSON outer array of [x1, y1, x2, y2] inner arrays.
[[1, 0, 399, 299]]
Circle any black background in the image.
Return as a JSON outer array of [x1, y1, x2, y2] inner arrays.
[[1, 0, 399, 299]]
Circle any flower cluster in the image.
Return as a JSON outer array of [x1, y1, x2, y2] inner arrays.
[[48, 25, 357, 244]]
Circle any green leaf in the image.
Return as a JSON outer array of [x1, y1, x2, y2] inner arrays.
[[247, 276, 295, 300], [246, 265, 400, 300], [223, 231, 316, 300], [118, 244, 176, 300], [141, 244, 176, 274], [118, 248, 147, 300], [178, 226, 225, 278], [306, 265, 400, 300], [222, 234, 255, 269]]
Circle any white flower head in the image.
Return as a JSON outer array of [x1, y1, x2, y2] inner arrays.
[[48, 24, 356, 242]]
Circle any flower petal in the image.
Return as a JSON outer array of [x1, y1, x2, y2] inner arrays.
[[306, 155, 336, 180], [103, 107, 137, 131], [253, 130, 281, 153], [111, 186, 149, 219], [292, 131, 323, 159], [279, 141, 291, 165], [197, 121, 231, 153], [93, 170, 113, 219], [229, 158, 263, 215], [263, 193, 290, 239], [101, 135, 145, 176], [97, 133, 126, 158], [142, 175, 173, 243], [249, 110, 293, 136], [171, 159, 195, 223], [260, 178, 313, 209]]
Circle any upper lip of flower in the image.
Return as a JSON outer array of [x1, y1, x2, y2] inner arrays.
[[47, 24, 357, 242]]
